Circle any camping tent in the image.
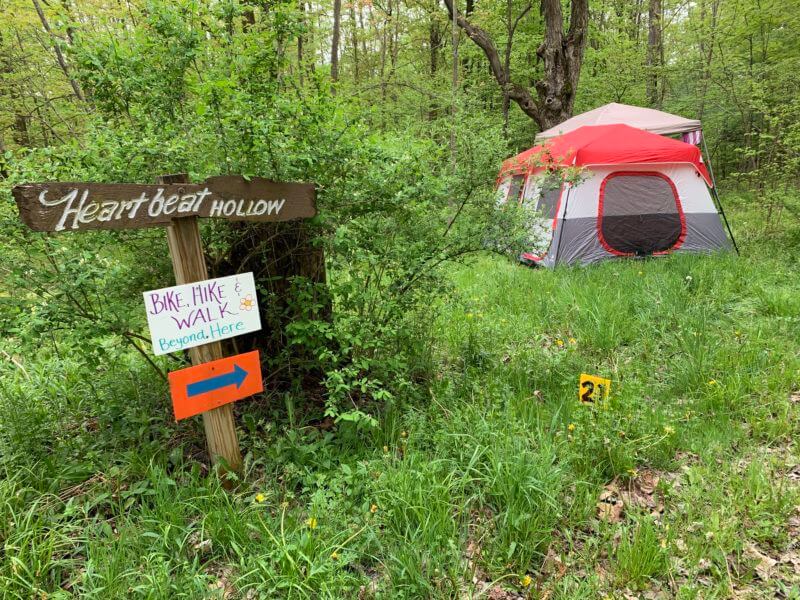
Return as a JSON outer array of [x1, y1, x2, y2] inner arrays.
[[535, 102, 702, 141], [496, 124, 732, 267]]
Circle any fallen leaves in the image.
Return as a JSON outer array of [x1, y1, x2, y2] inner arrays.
[[597, 470, 665, 523], [205, 565, 235, 599], [597, 484, 625, 523], [187, 530, 213, 556], [744, 543, 777, 581]]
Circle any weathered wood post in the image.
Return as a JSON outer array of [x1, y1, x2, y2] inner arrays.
[[159, 174, 242, 473]]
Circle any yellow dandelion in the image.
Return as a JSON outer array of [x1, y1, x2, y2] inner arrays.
[[708, 379, 717, 386], [370, 504, 378, 514], [331, 551, 340, 561], [567, 423, 576, 432], [663, 425, 675, 435], [568, 337, 577, 345], [556, 339, 565, 347], [306, 517, 318, 529], [627, 468, 639, 477], [520, 574, 532, 587], [254, 493, 266, 503]]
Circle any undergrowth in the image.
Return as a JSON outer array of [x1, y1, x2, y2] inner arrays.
[[1, 199, 800, 598]]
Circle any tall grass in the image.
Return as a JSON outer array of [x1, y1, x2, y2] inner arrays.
[[1, 202, 800, 597]]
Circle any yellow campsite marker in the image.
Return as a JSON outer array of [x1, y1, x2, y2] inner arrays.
[[579, 373, 611, 405]]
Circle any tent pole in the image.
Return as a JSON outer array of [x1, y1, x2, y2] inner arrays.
[[710, 185, 739, 255], [701, 135, 739, 255], [553, 186, 572, 265]]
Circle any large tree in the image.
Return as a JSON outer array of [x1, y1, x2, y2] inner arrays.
[[442, 0, 589, 130]]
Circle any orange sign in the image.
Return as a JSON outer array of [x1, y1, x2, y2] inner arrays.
[[168, 350, 263, 420]]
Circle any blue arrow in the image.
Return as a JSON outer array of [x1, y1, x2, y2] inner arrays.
[[187, 364, 248, 397]]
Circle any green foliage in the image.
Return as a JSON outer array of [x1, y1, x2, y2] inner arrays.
[[3, 208, 800, 597], [614, 519, 668, 588], [1, 0, 800, 597]]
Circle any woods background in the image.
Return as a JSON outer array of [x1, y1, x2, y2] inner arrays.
[[2, 0, 797, 182]]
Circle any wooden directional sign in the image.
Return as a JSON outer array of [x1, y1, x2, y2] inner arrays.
[[169, 350, 263, 421], [11, 175, 315, 232], [13, 172, 318, 475]]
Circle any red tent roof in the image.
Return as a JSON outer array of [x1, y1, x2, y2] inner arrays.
[[499, 124, 712, 185]]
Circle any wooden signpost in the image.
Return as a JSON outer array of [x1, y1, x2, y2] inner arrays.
[[12, 174, 317, 474]]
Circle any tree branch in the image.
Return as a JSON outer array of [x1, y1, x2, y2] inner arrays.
[[441, 0, 542, 124], [31, 0, 85, 102]]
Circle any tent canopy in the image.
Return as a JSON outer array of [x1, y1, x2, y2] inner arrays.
[[535, 102, 701, 141], [500, 124, 712, 185]]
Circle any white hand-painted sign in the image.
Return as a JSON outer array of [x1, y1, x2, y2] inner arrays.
[[143, 272, 261, 356]]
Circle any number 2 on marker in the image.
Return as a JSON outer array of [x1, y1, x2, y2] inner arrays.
[[580, 380, 595, 403]]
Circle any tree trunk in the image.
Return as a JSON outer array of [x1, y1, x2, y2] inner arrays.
[[442, 0, 588, 130], [0, 134, 8, 179], [461, 0, 475, 76], [331, 0, 342, 84], [501, 0, 529, 138], [430, 20, 441, 75], [646, 0, 662, 107], [359, 4, 369, 77], [427, 14, 442, 121], [350, 2, 360, 83], [215, 221, 330, 393], [391, 0, 401, 71], [297, 0, 305, 85], [697, 0, 719, 121], [31, 0, 85, 102]]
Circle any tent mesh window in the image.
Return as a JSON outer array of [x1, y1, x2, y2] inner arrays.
[[535, 174, 562, 219], [599, 172, 684, 256]]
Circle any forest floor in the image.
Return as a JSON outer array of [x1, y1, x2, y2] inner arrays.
[[1, 200, 800, 599]]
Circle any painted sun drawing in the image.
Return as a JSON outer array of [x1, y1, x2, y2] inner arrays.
[[240, 294, 255, 311]]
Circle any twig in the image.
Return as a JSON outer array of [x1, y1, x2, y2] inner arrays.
[[123, 333, 167, 382], [1, 350, 30, 380]]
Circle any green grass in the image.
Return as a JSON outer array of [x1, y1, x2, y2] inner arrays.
[[2, 201, 800, 598]]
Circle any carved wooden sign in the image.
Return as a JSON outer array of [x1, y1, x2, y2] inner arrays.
[[12, 175, 316, 232]]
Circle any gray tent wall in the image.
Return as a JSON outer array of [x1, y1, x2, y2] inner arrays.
[[541, 164, 731, 267]]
